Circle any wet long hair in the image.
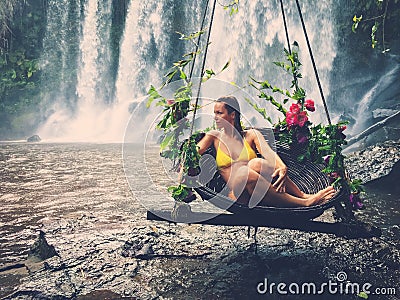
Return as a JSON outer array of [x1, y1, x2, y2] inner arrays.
[[216, 96, 244, 137]]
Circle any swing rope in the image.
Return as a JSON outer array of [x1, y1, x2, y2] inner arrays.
[[188, 0, 217, 138], [294, 0, 332, 125], [188, 0, 211, 81], [177, 0, 216, 187], [279, 0, 298, 88], [279, 0, 332, 125]]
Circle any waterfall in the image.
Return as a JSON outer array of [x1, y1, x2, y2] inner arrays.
[[115, 0, 205, 103], [207, 0, 336, 125], [39, 0, 81, 115], [352, 63, 400, 134], [38, 0, 336, 142], [38, 0, 114, 141]]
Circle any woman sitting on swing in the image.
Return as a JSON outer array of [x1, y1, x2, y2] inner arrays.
[[196, 96, 335, 207]]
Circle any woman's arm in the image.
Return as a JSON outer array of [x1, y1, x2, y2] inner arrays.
[[196, 130, 218, 155], [251, 129, 288, 193]]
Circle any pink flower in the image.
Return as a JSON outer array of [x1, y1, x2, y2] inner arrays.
[[166, 99, 175, 106], [286, 111, 299, 128], [349, 193, 363, 209], [297, 133, 308, 144], [323, 155, 331, 165], [329, 172, 339, 182], [297, 111, 308, 127], [305, 99, 315, 112], [289, 103, 301, 114]]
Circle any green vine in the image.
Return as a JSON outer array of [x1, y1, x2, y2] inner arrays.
[[352, 0, 394, 53], [147, 28, 230, 202]]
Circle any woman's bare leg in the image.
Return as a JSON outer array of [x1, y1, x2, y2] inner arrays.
[[248, 158, 310, 198], [285, 177, 311, 198], [230, 166, 335, 207]]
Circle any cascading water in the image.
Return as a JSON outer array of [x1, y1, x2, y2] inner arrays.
[[39, 0, 81, 126], [39, 0, 115, 141], [38, 0, 337, 142], [207, 0, 336, 125], [351, 63, 400, 134]]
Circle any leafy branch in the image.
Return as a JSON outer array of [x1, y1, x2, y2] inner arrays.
[[217, 0, 239, 15], [352, 0, 391, 53], [146, 28, 230, 202]]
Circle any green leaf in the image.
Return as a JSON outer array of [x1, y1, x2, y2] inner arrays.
[[205, 69, 215, 76], [221, 59, 231, 72], [244, 97, 272, 124], [160, 132, 175, 151], [146, 85, 164, 108], [180, 70, 187, 80]]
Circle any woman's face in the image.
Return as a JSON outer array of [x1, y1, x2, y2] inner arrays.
[[214, 102, 235, 129]]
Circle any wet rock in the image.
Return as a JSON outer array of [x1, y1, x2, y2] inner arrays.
[[3, 290, 70, 300], [27, 135, 41, 142], [390, 225, 400, 237], [121, 240, 144, 258], [372, 108, 398, 119], [121, 241, 154, 259], [43, 256, 66, 271], [135, 244, 154, 259], [345, 140, 400, 183], [28, 230, 58, 260]]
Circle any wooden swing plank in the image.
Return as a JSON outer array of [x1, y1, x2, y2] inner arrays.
[[146, 210, 381, 238]]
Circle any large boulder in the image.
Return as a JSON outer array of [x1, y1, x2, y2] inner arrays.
[[27, 135, 41, 142], [29, 230, 58, 260]]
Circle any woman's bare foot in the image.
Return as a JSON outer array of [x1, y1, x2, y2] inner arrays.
[[304, 186, 335, 206]]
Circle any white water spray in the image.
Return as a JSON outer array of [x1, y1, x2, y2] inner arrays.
[[38, 0, 336, 142], [207, 0, 336, 125]]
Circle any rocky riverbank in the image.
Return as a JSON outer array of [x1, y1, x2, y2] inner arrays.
[[0, 141, 398, 300], [345, 139, 400, 184]]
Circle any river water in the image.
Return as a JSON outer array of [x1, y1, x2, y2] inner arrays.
[[0, 143, 399, 298]]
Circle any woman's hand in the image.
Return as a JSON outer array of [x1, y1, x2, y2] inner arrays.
[[272, 166, 288, 193]]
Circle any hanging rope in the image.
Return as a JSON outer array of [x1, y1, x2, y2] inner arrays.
[[294, 0, 332, 125], [188, 0, 211, 81], [279, 0, 292, 54], [279, 0, 298, 87], [177, 0, 217, 187], [189, 0, 217, 138]]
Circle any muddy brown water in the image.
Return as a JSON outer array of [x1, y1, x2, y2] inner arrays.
[[0, 143, 398, 299]]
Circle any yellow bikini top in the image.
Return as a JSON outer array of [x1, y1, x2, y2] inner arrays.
[[216, 138, 257, 169]]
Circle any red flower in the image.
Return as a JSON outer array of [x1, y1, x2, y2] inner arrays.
[[305, 99, 315, 112], [339, 125, 347, 132], [166, 99, 175, 106], [289, 103, 301, 114], [297, 111, 308, 127], [286, 111, 299, 128]]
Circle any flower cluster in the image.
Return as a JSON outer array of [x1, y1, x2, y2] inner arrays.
[[285, 99, 315, 129], [349, 193, 363, 210]]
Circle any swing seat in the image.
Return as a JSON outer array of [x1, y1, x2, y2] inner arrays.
[[147, 129, 381, 238], [192, 128, 346, 221]]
